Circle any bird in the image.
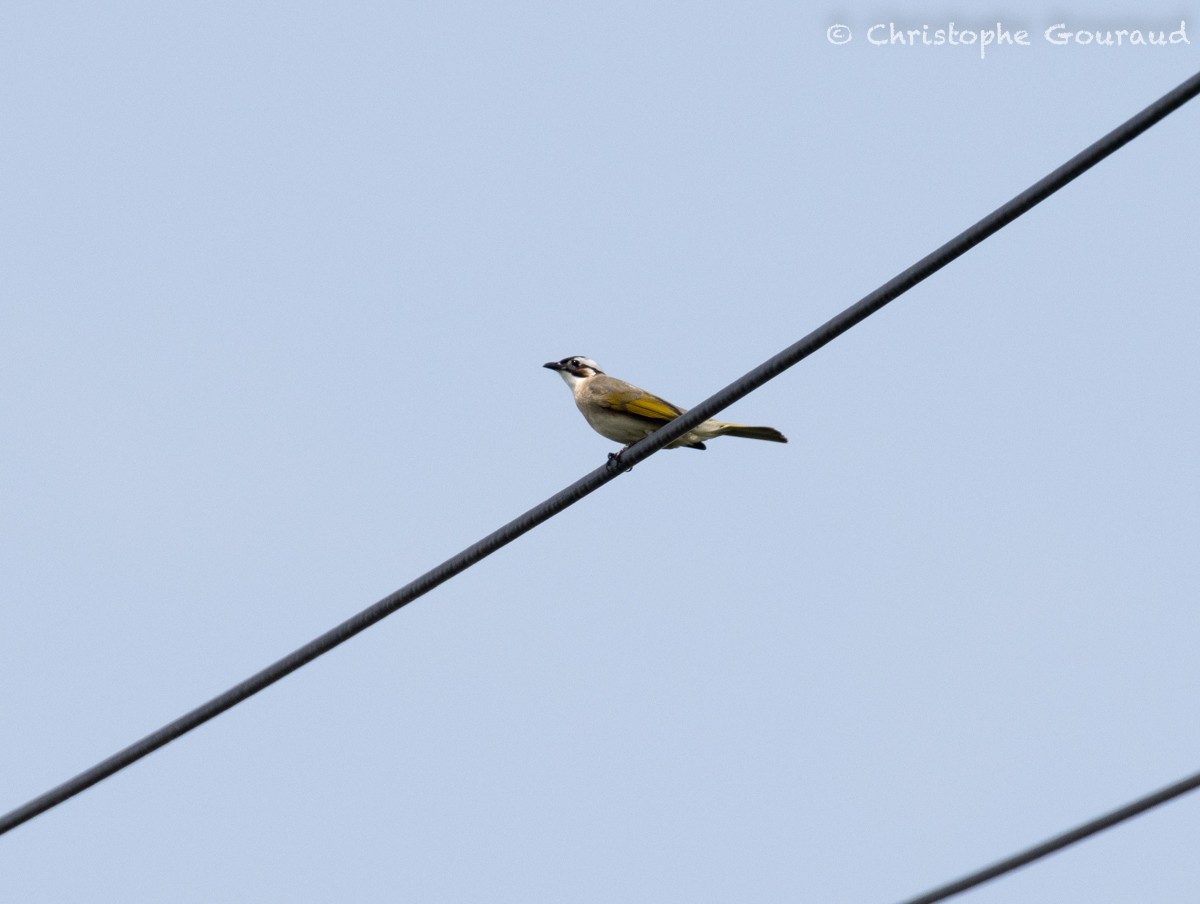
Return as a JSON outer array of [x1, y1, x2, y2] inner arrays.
[[544, 356, 787, 452]]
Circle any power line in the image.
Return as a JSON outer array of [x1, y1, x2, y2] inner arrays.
[[3, 68, 1199, 840], [893, 768, 1200, 904]]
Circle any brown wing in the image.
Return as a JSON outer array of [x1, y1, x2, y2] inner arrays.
[[601, 390, 684, 421]]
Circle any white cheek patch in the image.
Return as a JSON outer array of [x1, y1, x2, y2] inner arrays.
[[557, 369, 586, 390]]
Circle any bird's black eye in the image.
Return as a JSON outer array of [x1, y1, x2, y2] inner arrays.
[[570, 358, 580, 367]]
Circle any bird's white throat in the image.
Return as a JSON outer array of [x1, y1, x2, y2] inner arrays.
[[556, 369, 588, 392]]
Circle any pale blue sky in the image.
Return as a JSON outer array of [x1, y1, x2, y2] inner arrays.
[[2, 3, 1198, 902]]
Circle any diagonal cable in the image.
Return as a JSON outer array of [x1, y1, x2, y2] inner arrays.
[[2, 69, 1198, 838], [892, 768, 1200, 904]]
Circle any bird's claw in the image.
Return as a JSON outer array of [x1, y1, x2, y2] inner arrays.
[[606, 450, 634, 473]]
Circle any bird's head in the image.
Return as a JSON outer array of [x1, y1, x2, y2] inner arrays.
[[543, 356, 603, 388]]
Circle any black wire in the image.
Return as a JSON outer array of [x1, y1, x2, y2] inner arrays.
[[3, 68, 1198, 839], [609, 68, 1200, 467], [893, 769, 1200, 904]]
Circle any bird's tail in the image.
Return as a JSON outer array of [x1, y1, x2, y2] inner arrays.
[[717, 424, 788, 443]]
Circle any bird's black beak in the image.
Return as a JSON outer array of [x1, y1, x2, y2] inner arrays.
[[543, 361, 564, 371]]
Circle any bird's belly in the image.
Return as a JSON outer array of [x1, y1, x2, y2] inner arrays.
[[581, 407, 657, 444]]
